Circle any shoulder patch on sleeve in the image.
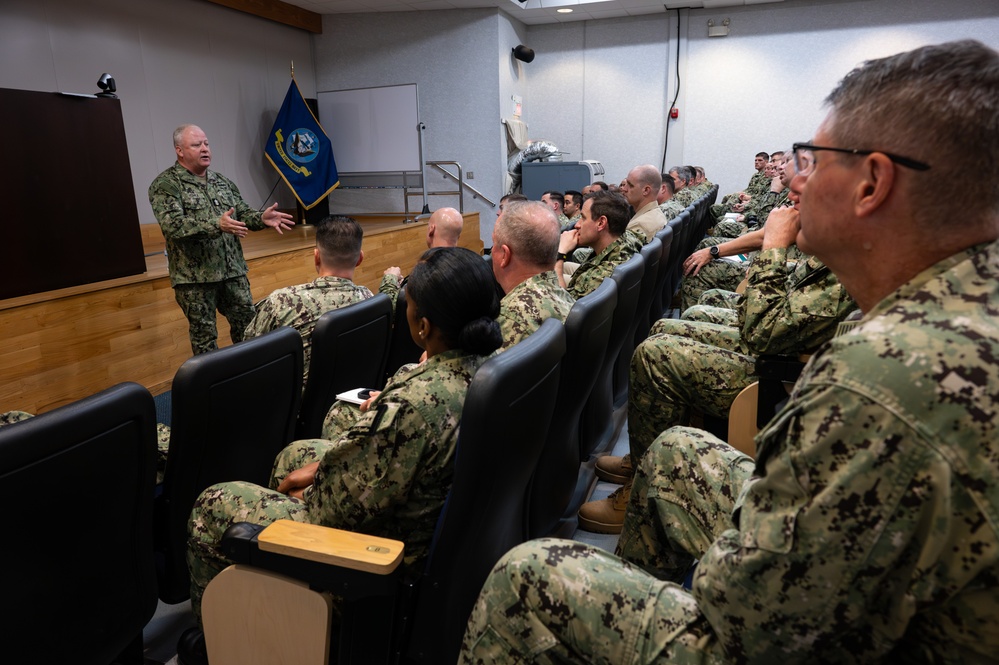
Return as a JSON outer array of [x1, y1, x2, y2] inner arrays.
[[369, 402, 403, 433]]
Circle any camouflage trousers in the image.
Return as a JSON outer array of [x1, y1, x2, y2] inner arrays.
[[459, 538, 722, 665], [680, 304, 738, 327], [186, 400, 361, 623], [628, 318, 753, 460], [174, 275, 255, 356], [0, 411, 33, 426], [679, 259, 747, 312], [458, 429, 752, 664], [617, 427, 755, 581], [710, 219, 749, 239], [187, 480, 310, 623]]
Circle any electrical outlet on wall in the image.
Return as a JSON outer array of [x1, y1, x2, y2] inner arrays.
[[467, 171, 474, 179]]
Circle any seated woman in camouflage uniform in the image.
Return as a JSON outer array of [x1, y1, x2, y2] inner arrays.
[[183, 247, 503, 649]]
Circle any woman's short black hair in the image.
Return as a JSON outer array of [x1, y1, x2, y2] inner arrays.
[[407, 247, 502, 355]]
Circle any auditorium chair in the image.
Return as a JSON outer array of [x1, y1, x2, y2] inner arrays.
[[155, 327, 303, 603], [665, 211, 691, 304], [528, 278, 617, 538], [0, 382, 158, 665], [200, 319, 566, 665], [579, 253, 644, 458], [296, 294, 393, 439], [383, 286, 424, 384], [613, 236, 662, 405], [649, 224, 674, 329]]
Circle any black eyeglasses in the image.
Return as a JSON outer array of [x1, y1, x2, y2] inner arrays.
[[792, 142, 931, 177]]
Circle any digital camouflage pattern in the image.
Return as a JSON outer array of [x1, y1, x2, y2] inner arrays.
[[617, 427, 755, 582], [567, 233, 642, 299], [680, 303, 739, 327], [659, 198, 687, 222], [244, 276, 373, 385], [378, 272, 403, 306], [497, 271, 574, 350], [150, 162, 268, 354], [693, 288, 741, 312], [560, 212, 581, 233], [149, 163, 266, 286], [680, 251, 747, 312], [460, 238, 999, 665], [186, 348, 489, 622], [630, 245, 855, 460], [0, 411, 32, 426], [672, 187, 697, 207]]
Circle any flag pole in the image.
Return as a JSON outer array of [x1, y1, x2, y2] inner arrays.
[[290, 61, 295, 80]]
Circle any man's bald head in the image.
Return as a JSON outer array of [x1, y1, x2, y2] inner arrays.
[[427, 207, 463, 248]]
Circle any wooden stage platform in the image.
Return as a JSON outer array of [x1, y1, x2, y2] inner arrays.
[[0, 213, 482, 414]]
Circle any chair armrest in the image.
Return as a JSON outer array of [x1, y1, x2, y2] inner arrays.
[[221, 521, 404, 600]]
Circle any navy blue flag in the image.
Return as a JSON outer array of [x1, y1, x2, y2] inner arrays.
[[265, 79, 339, 209]]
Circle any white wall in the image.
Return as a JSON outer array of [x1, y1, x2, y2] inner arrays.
[[313, 9, 507, 242], [0, 0, 314, 225], [680, 0, 999, 195]]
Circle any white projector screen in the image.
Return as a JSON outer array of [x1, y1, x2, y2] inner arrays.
[[317, 83, 421, 173]]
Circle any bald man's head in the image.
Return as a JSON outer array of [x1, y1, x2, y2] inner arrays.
[[427, 208, 463, 248]]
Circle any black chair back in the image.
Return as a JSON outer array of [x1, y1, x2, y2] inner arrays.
[[528, 278, 616, 538], [405, 319, 565, 663], [297, 294, 393, 439], [156, 327, 303, 603], [613, 238, 661, 404], [383, 286, 424, 384], [579, 253, 644, 458], [667, 211, 691, 297], [651, 224, 675, 325], [0, 382, 158, 664]]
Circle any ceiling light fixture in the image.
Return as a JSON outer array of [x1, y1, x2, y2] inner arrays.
[[557, 8, 573, 12]]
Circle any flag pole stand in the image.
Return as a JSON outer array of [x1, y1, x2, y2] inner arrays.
[[418, 121, 431, 217]]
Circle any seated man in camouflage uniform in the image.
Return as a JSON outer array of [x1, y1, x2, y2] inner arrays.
[[710, 151, 770, 220], [657, 174, 686, 221], [149, 124, 295, 356], [460, 40, 999, 664], [561, 190, 583, 231], [379, 207, 463, 303], [679, 153, 796, 311], [578, 204, 856, 533], [667, 165, 698, 207], [244, 215, 373, 387], [555, 190, 643, 299], [491, 200, 575, 350]]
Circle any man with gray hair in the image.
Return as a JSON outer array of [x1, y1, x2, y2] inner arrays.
[[668, 165, 698, 206], [460, 40, 999, 663], [492, 201, 575, 349], [149, 124, 295, 355]]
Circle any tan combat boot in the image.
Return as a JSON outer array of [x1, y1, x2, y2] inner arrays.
[[576, 479, 632, 534], [594, 453, 634, 484]]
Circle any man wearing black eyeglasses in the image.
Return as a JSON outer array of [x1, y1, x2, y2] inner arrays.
[[460, 40, 999, 665]]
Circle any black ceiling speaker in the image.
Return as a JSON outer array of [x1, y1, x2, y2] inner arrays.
[[512, 44, 535, 63]]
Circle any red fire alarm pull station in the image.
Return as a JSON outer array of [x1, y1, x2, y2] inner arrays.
[[670, 107, 679, 119]]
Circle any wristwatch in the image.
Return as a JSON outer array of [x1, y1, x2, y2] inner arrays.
[[709, 245, 720, 259], [557, 252, 571, 262]]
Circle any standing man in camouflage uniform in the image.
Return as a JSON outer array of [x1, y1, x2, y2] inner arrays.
[[578, 204, 855, 533], [149, 124, 295, 356], [491, 201, 575, 350], [244, 215, 373, 386], [556, 191, 642, 299], [460, 40, 999, 663]]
